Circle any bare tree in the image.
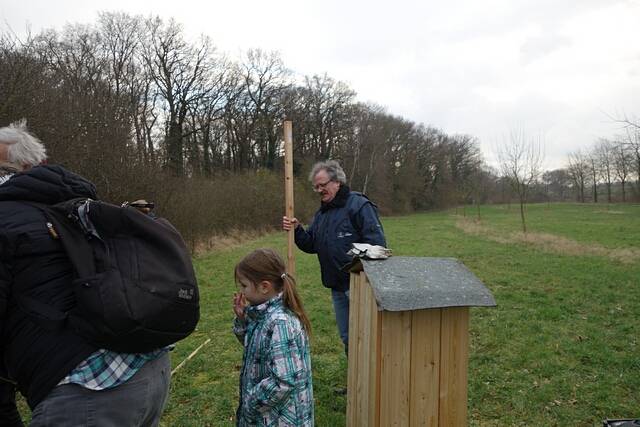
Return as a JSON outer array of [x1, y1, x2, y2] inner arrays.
[[413, 126, 452, 209], [612, 113, 640, 201], [449, 134, 482, 213], [594, 138, 615, 203], [185, 63, 233, 177], [242, 49, 290, 169], [623, 128, 640, 199], [97, 12, 156, 163], [586, 149, 600, 203], [222, 50, 291, 171], [612, 139, 632, 202], [141, 17, 219, 176], [614, 113, 640, 131], [567, 151, 590, 203], [496, 129, 544, 233], [300, 73, 355, 160], [469, 164, 496, 219], [542, 169, 571, 202], [340, 103, 387, 194]]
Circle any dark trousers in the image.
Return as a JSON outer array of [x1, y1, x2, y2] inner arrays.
[[331, 289, 350, 354], [30, 352, 171, 427]]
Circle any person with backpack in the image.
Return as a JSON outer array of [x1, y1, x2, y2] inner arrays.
[[232, 248, 314, 426], [281, 160, 386, 357], [0, 121, 174, 426]]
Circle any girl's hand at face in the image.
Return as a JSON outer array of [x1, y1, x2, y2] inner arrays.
[[233, 292, 247, 320]]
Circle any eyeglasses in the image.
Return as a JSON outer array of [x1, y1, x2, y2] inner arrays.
[[312, 180, 333, 192]]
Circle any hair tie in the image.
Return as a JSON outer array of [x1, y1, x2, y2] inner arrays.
[[281, 273, 287, 279]]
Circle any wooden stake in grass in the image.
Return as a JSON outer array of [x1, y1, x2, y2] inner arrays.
[[171, 338, 211, 376], [284, 120, 296, 277]]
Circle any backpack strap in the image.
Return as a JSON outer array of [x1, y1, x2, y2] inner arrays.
[[346, 191, 375, 236], [15, 200, 97, 332], [21, 200, 96, 277]]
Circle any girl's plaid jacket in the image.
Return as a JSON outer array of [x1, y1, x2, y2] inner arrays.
[[233, 294, 314, 426]]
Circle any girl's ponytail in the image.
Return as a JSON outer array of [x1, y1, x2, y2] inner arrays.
[[235, 248, 312, 335], [281, 273, 312, 335]]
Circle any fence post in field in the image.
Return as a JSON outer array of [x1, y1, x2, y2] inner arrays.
[[346, 257, 496, 427], [283, 120, 295, 277]]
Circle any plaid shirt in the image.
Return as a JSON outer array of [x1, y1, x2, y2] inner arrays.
[[233, 294, 314, 426], [58, 348, 168, 390], [0, 174, 14, 186]]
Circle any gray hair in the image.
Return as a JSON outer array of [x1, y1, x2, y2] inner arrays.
[[0, 119, 47, 167], [308, 160, 347, 185]]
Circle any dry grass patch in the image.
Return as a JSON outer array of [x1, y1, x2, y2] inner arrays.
[[593, 210, 625, 215], [456, 218, 640, 264], [455, 218, 512, 244], [192, 227, 272, 256]]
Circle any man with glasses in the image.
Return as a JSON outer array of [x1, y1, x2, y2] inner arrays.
[[282, 160, 386, 358]]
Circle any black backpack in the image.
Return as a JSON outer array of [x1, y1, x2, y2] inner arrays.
[[20, 199, 200, 353]]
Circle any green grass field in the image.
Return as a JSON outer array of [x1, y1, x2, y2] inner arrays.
[[17, 203, 640, 425], [160, 202, 639, 426]]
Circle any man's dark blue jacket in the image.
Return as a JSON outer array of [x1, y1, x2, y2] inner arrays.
[[0, 165, 99, 423], [294, 188, 386, 292]]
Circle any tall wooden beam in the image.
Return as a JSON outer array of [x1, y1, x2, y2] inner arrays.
[[283, 120, 296, 277]]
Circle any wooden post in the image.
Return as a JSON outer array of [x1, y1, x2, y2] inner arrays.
[[283, 120, 295, 277]]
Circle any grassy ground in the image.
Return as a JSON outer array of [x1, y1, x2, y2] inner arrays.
[[18, 203, 640, 425], [462, 202, 640, 249]]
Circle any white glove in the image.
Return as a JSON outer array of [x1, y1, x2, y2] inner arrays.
[[347, 243, 392, 259]]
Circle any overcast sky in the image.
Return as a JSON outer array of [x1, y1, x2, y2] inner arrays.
[[3, 0, 640, 169]]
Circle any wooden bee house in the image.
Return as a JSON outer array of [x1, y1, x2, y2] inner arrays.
[[346, 257, 496, 427]]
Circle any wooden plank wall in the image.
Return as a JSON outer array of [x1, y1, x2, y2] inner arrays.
[[380, 309, 412, 426], [346, 272, 361, 425], [347, 272, 381, 427], [410, 309, 441, 426], [347, 273, 469, 427], [438, 307, 469, 427]]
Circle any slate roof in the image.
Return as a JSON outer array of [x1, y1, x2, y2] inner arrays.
[[355, 257, 497, 311]]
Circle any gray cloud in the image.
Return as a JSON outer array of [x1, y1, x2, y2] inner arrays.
[[520, 34, 572, 64], [3, 0, 640, 171]]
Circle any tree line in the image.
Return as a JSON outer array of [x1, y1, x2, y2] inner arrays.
[[1, 12, 637, 246], [0, 12, 488, 246], [492, 125, 639, 235], [541, 128, 640, 204]]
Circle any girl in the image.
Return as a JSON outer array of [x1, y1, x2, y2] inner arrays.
[[232, 248, 314, 426]]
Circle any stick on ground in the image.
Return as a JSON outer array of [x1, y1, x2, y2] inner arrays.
[[171, 338, 211, 376]]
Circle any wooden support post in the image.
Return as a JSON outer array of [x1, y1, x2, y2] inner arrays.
[[347, 271, 380, 427], [410, 309, 441, 426], [438, 307, 469, 427], [380, 310, 412, 426], [283, 120, 295, 277]]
